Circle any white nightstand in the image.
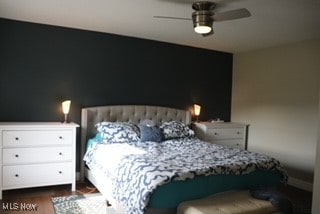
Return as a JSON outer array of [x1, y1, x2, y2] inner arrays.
[[193, 122, 248, 150], [0, 122, 79, 199]]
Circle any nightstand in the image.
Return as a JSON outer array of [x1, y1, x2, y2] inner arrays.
[[0, 122, 79, 199], [193, 122, 248, 149]]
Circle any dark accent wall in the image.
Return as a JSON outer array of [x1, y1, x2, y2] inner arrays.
[[0, 18, 233, 169]]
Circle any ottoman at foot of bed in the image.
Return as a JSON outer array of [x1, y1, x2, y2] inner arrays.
[[177, 190, 281, 214]]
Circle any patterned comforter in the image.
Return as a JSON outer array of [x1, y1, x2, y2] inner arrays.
[[84, 137, 287, 214]]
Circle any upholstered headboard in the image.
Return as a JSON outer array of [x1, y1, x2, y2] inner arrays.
[[80, 105, 191, 181], [81, 105, 191, 140]]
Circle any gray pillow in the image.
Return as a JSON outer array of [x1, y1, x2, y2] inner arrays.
[[139, 119, 156, 127], [138, 124, 163, 142]]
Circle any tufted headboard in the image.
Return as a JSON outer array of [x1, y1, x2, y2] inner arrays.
[[80, 105, 191, 181]]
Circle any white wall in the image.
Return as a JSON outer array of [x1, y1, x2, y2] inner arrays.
[[232, 39, 320, 187], [312, 89, 320, 213]]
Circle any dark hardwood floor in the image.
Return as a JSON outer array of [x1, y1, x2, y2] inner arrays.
[[0, 182, 313, 214], [278, 185, 313, 214], [0, 182, 98, 214]]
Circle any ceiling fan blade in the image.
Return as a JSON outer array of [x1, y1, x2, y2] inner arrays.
[[153, 15, 191, 21], [212, 8, 251, 22]]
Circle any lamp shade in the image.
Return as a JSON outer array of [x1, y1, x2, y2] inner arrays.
[[62, 100, 71, 114], [194, 104, 201, 116]]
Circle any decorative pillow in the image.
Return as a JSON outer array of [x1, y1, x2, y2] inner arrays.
[[160, 121, 194, 140], [139, 119, 156, 127], [86, 133, 104, 150], [138, 124, 163, 143], [95, 122, 140, 143]]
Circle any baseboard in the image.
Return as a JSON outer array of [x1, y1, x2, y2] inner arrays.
[[288, 176, 313, 192]]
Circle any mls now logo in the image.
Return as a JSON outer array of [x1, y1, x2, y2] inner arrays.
[[2, 202, 38, 211]]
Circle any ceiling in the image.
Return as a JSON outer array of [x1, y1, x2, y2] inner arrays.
[[1, 0, 320, 53]]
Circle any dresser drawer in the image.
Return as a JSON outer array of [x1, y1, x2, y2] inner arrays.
[[214, 139, 244, 149], [206, 128, 244, 140], [3, 146, 72, 164], [193, 122, 248, 150], [2, 130, 72, 147], [3, 162, 73, 188]]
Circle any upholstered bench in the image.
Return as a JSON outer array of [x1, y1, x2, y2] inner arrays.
[[177, 190, 281, 214]]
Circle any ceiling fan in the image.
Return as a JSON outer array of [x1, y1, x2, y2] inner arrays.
[[154, 1, 251, 36]]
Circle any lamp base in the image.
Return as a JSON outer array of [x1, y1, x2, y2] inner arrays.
[[62, 114, 69, 123]]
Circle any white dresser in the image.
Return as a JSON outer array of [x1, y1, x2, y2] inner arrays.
[[0, 122, 79, 199], [193, 122, 248, 149]]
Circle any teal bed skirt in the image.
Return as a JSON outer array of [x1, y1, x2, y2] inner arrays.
[[148, 170, 283, 208]]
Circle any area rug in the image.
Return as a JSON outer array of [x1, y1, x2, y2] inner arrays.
[[52, 193, 117, 214]]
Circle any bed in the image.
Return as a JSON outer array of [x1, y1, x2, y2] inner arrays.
[[80, 105, 287, 214]]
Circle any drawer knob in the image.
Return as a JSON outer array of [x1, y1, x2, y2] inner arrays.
[[237, 132, 240, 134], [59, 152, 63, 156], [15, 154, 19, 158], [59, 171, 62, 174], [214, 133, 218, 135], [15, 137, 19, 141], [59, 136, 63, 140], [15, 174, 19, 177]]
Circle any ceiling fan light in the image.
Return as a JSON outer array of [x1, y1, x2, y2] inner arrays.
[[194, 25, 212, 34], [192, 10, 213, 34]]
